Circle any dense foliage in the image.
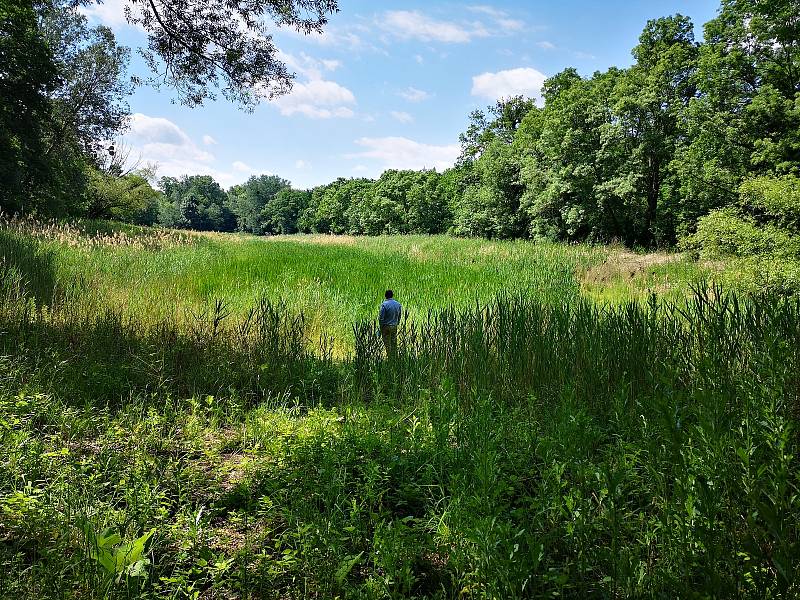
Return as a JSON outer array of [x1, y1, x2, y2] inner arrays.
[[0, 0, 336, 218], [228, 174, 291, 234], [6, 1, 800, 595], [0, 0, 151, 217], [158, 175, 235, 232], [0, 0, 58, 211], [685, 174, 800, 292]]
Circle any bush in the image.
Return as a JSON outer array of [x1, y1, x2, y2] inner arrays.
[[85, 167, 162, 225], [739, 174, 800, 230], [684, 207, 800, 260], [683, 175, 800, 294]]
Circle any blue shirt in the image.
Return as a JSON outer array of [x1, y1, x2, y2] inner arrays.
[[379, 299, 402, 327]]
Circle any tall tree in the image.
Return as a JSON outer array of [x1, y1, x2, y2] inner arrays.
[[407, 170, 451, 234], [262, 187, 310, 234], [453, 140, 526, 239], [612, 15, 699, 245], [39, 2, 133, 161], [228, 174, 290, 234], [520, 68, 629, 243], [304, 178, 369, 234], [675, 0, 800, 235], [458, 95, 537, 166], [0, 0, 58, 213]]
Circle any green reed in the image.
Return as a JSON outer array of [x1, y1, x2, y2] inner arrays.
[[1, 222, 798, 598]]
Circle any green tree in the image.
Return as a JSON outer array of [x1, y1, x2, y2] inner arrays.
[[307, 178, 370, 234], [348, 171, 419, 235], [454, 95, 538, 239], [675, 0, 800, 236], [2, 1, 134, 217], [407, 170, 451, 234], [85, 167, 162, 224], [458, 95, 537, 166], [453, 141, 526, 239], [612, 15, 699, 245], [519, 68, 629, 243], [74, 0, 340, 108], [39, 3, 133, 160], [228, 174, 290, 234], [262, 187, 311, 234], [160, 175, 234, 231], [0, 0, 58, 214]]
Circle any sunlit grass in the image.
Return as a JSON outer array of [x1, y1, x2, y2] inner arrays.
[[1, 221, 713, 350]]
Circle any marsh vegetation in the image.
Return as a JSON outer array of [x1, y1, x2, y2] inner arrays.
[[1, 220, 798, 598]]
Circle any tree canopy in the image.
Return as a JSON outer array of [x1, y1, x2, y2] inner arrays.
[[72, 0, 340, 108]]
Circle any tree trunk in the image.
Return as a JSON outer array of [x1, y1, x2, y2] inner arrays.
[[643, 156, 661, 247]]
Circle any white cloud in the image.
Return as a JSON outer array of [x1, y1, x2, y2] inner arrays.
[[202, 135, 217, 146], [382, 11, 487, 43], [271, 79, 356, 119], [268, 53, 355, 119], [497, 18, 525, 32], [348, 137, 459, 172], [471, 67, 546, 103], [279, 51, 341, 81], [295, 160, 310, 169], [574, 51, 597, 60], [467, 5, 504, 17], [278, 23, 379, 54], [536, 41, 556, 50], [390, 111, 414, 124], [467, 6, 524, 33], [123, 113, 256, 188], [399, 87, 431, 102], [232, 161, 252, 173], [414, 54, 424, 65], [313, 30, 365, 50], [125, 114, 212, 162]]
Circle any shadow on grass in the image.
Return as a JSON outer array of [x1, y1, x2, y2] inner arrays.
[[207, 401, 457, 598], [0, 306, 341, 410], [0, 229, 58, 306]]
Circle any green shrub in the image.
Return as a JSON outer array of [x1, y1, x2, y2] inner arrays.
[[682, 175, 800, 294], [740, 174, 800, 230], [85, 167, 162, 225], [685, 207, 800, 260]]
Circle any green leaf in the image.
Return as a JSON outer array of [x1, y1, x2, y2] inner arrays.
[[334, 551, 364, 585], [126, 558, 151, 579], [114, 529, 155, 572]]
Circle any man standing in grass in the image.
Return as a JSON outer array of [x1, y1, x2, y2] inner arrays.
[[379, 289, 402, 358]]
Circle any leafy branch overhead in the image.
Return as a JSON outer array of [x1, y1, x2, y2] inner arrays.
[[70, 0, 340, 108]]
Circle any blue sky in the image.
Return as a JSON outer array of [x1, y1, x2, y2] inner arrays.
[[81, 0, 720, 190]]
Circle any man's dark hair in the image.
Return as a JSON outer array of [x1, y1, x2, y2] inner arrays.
[[385, 290, 394, 299]]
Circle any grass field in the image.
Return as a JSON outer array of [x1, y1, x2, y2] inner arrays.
[[0, 217, 710, 345], [1, 218, 798, 599]]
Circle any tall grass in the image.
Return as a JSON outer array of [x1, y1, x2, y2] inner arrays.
[[1, 219, 797, 598]]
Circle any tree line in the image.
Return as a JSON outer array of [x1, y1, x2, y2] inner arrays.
[[2, 0, 799, 258]]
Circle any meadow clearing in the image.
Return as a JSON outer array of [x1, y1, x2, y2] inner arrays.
[[1, 218, 798, 598]]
